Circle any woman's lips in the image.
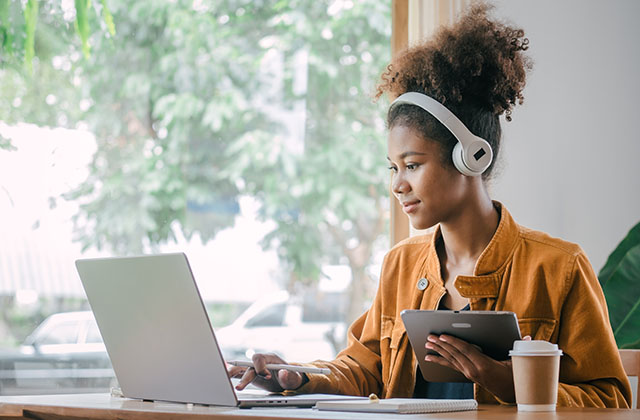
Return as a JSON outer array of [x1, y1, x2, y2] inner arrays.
[[402, 200, 420, 214]]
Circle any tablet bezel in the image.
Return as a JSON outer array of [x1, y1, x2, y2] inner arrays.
[[401, 310, 521, 383]]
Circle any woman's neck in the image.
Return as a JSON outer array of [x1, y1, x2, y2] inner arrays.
[[438, 188, 500, 267]]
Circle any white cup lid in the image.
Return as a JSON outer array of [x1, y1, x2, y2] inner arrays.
[[509, 340, 563, 357]]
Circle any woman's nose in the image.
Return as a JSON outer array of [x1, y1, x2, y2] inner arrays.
[[391, 171, 409, 195]]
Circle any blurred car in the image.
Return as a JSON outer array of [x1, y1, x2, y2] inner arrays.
[[0, 311, 115, 395], [215, 290, 347, 363]]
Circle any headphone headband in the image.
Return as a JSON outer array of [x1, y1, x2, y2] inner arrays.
[[389, 92, 493, 176]]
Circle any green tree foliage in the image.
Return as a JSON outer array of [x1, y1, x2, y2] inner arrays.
[[0, 0, 391, 326]]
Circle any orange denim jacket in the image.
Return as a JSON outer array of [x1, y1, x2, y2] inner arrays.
[[298, 202, 631, 408]]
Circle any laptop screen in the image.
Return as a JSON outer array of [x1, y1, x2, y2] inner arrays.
[[76, 253, 238, 406]]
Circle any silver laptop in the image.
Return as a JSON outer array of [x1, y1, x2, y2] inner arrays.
[[75, 253, 358, 407]]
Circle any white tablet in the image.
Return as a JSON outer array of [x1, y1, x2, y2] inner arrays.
[[401, 310, 521, 383]]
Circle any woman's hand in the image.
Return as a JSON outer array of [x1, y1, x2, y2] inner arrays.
[[424, 335, 531, 403], [227, 353, 305, 393]]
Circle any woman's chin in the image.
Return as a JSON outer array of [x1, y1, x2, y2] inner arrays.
[[409, 217, 437, 231]]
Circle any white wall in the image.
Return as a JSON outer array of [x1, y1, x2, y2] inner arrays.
[[488, 0, 640, 271]]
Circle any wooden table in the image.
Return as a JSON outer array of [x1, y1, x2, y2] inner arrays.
[[0, 393, 636, 420]]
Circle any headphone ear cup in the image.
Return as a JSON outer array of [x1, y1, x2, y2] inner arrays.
[[452, 140, 492, 176], [452, 142, 477, 176]]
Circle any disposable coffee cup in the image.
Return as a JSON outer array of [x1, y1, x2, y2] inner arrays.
[[509, 340, 563, 412]]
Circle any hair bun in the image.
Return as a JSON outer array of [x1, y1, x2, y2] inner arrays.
[[377, 2, 532, 121]]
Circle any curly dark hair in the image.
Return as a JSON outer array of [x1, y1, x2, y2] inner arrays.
[[376, 2, 532, 179]]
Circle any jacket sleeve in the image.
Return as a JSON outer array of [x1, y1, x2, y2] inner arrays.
[[295, 277, 386, 396], [555, 251, 632, 408]]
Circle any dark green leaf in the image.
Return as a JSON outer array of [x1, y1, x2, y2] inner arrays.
[[23, 0, 38, 71], [100, 0, 115, 36], [0, 0, 12, 53], [599, 222, 640, 348], [621, 337, 640, 349], [599, 221, 640, 287], [75, 0, 90, 58]]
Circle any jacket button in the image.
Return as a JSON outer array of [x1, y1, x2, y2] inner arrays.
[[417, 277, 428, 291]]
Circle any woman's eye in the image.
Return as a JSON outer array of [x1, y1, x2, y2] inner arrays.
[[406, 164, 418, 170], [387, 166, 398, 173]]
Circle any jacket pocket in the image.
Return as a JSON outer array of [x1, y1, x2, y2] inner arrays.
[[380, 316, 408, 386], [389, 319, 407, 386], [380, 316, 395, 385], [390, 320, 406, 350], [518, 317, 557, 341]]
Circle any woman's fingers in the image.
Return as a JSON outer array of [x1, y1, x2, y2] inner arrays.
[[227, 365, 247, 378], [235, 367, 257, 391], [425, 335, 519, 402], [251, 353, 275, 379], [425, 335, 466, 372], [228, 353, 302, 392], [425, 334, 485, 378], [277, 369, 304, 389], [425, 352, 458, 370]]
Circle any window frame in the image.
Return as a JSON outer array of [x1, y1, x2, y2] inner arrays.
[[389, 0, 471, 246]]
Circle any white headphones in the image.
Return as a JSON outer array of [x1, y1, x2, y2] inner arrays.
[[389, 92, 493, 177]]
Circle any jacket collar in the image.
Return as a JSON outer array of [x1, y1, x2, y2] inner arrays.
[[422, 201, 520, 299]]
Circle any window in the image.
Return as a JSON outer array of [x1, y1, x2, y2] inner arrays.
[[302, 291, 347, 323], [37, 322, 80, 346], [245, 303, 287, 328], [85, 322, 104, 344], [0, 0, 390, 395]]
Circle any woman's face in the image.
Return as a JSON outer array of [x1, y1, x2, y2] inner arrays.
[[387, 124, 469, 230]]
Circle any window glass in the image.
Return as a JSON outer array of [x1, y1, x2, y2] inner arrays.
[[85, 322, 104, 344], [245, 303, 287, 328], [0, 0, 390, 395], [37, 322, 80, 346], [302, 291, 347, 323]]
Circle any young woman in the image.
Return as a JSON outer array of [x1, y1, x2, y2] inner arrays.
[[229, 4, 631, 407]]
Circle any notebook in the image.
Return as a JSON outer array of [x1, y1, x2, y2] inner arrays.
[[75, 253, 364, 408], [314, 398, 478, 414]]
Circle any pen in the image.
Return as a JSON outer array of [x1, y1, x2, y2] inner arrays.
[[227, 360, 331, 375]]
